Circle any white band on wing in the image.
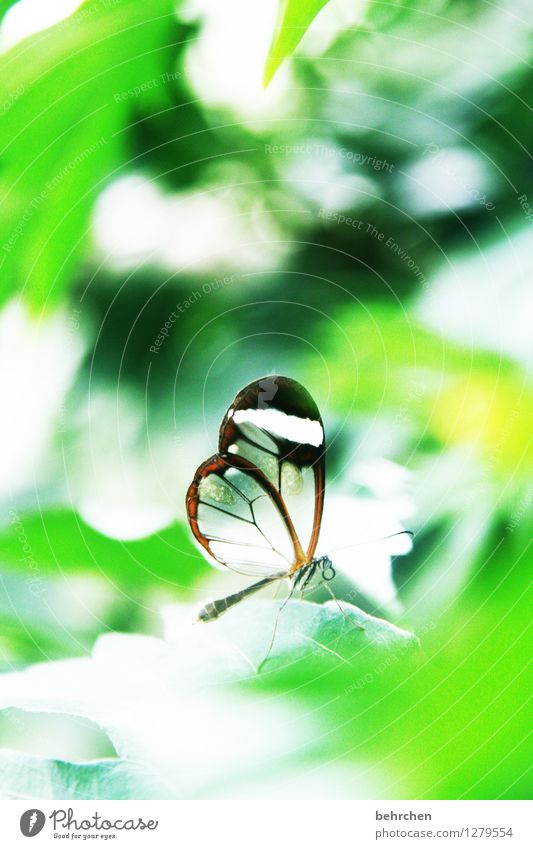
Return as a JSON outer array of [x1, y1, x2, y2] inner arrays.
[[233, 407, 323, 447]]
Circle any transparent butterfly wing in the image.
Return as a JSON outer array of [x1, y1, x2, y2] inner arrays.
[[186, 454, 297, 576], [186, 375, 326, 577]]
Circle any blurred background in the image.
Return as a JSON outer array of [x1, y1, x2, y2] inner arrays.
[[0, 0, 531, 799]]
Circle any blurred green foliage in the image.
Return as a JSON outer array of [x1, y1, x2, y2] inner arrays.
[[0, 0, 531, 800], [0, 0, 178, 307], [264, 0, 331, 85], [0, 508, 203, 591]]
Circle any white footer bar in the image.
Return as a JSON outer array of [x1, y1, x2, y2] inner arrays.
[[1, 799, 530, 848]]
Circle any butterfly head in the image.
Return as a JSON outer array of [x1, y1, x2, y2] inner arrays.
[[315, 555, 335, 582]]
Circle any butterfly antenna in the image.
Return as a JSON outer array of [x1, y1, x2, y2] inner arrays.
[[328, 529, 414, 556], [258, 583, 294, 674]]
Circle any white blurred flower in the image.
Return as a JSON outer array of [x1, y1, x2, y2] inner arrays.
[[416, 227, 533, 371], [67, 390, 179, 541], [93, 174, 285, 274], [402, 146, 494, 215], [0, 298, 83, 500], [183, 0, 293, 123], [0, 0, 83, 52], [318, 460, 415, 613], [284, 140, 377, 212]]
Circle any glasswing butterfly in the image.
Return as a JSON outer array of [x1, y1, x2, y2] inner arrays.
[[186, 375, 411, 628]]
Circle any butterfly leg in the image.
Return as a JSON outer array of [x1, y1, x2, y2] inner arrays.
[[323, 581, 365, 633], [258, 577, 296, 674]]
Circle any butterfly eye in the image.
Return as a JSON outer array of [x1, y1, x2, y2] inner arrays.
[[321, 562, 336, 581]]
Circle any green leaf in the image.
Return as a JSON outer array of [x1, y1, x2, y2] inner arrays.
[[0, 508, 206, 592], [0, 0, 178, 309], [0, 749, 168, 799], [264, 0, 332, 86], [176, 598, 420, 680], [0, 1, 17, 23], [0, 600, 419, 798]]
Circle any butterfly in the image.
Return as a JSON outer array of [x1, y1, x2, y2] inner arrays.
[[186, 375, 411, 625]]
